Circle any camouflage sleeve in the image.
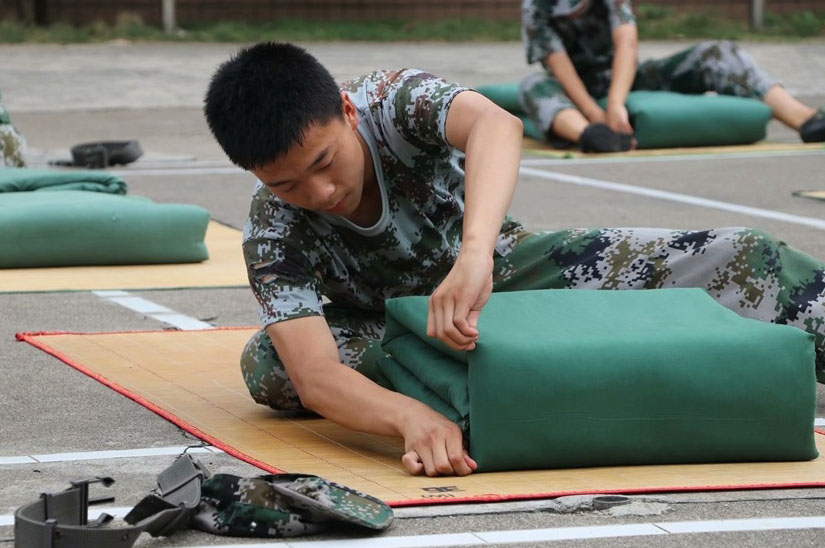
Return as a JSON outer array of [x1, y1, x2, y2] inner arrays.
[[243, 189, 325, 327], [607, 0, 636, 29], [389, 70, 469, 152], [521, 0, 565, 65]]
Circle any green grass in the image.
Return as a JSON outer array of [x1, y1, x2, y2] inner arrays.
[[635, 4, 825, 40], [1, 7, 823, 44]]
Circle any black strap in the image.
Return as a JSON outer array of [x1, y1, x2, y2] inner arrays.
[[13, 455, 206, 548]]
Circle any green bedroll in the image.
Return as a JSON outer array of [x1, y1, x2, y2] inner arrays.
[[379, 288, 818, 472], [0, 190, 210, 268], [476, 84, 773, 148], [0, 167, 127, 194]]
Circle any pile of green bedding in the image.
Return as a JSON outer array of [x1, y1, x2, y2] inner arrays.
[[0, 168, 210, 268], [476, 84, 773, 148], [380, 288, 818, 472]]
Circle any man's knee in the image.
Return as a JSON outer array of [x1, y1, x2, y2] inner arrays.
[[239, 329, 304, 411]]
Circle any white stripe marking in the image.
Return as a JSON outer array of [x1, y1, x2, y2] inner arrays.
[[477, 523, 664, 543], [292, 534, 485, 547], [111, 167, 245, 177], [108, 296, 173, 314], [0, 456, 36, 465], [151, 312, 215, 331], [815, 418, 825, 427], [91, 290, 130, 297], [520, 167, 825, 232], [31, 445, 214, 463], [521, 148, 825, 167], [658, 516, 825, 533], [0, 445, 218, 465], [95, 291, 213, 331], [5, 515, 811, 546]]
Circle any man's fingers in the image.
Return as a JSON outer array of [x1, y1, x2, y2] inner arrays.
[[446, 435, 473, 476], [402, 451, 424, 476], [463, 451, 478, 471], [426, 297, 436, 338], [453, 299, 480, 339], [440, 300, 473, 350]]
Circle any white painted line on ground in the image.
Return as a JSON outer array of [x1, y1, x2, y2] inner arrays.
[[0, 507, 134, 528], [108, 296, 173, 314], [91, 290, 130, 297], [111, 167, 245, 177], [95, 290, 214, 330], [0, 445, 216, 465], [521, 148, 825, 167], [31, 445, 214, 463], [151, 312, 216, 331], [658, 516, 825, 534], [14, 515, 814, 546], [478, 523, 665, 544], [0, 455, 36, 465], [520, 167, 825, 232]]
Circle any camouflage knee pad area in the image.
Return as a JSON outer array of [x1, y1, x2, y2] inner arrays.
[[240, 319, 389, 411], [0, 96, 26, 167]]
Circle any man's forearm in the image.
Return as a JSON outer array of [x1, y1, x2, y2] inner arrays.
[[607, 24, 638, 108], [461, 109, 522, 255], [296, 357, 427, 437], [545, 51, 602, 120]]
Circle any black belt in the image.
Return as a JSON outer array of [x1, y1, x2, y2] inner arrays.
[[14, 454, 207, 548]]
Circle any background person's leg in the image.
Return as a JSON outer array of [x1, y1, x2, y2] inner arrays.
[[635, 40, 819, 137], [240, 305, 389, 411], [518, 71, 582, 144], [493, 227, 825, 381]]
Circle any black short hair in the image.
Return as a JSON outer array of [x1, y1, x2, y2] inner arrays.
[[204, 42, 343, 170]]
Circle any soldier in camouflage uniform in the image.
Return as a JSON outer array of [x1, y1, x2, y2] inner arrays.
[[0, 91, 26, 167], [204, 43, 825, 478], [520, 0, 825, 150]]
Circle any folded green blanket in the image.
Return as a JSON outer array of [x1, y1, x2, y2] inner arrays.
[[0, 190, 209, 268], [380, 289, 818, 472], [476, 84, 772, 149], [0, 167, 127, 194]]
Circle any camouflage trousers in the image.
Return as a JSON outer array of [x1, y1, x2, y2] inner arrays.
[[0, 124, 26, 167], [241, 227, 825, 410], [0, 96, 26, 167], [519, 40, 778, 139]]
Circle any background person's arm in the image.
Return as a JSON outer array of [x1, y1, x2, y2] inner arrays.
[[426, 91, 523, 351], [606, 23, 638, 134], [267, 315, 477, 477], [545, 51, 606, 124]]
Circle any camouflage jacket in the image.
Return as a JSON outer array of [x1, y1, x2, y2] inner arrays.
[[243, 70, 523, 327], [522, 0, 636, 87]]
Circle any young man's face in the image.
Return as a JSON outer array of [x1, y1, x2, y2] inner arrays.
[[251, 92, 369, 220]]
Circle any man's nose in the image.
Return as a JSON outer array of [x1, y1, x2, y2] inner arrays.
[[305, 176, 336, 208]]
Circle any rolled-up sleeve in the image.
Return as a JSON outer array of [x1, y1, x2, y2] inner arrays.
[[522, 0, 565, 65], [607, 0, 636, 29]]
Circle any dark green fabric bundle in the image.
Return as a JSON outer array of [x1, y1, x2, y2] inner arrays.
[[0, 190, 209, 268], [475, 84, 772, 149], [0, 167, 127, 194], [380, 289, 818, 472]]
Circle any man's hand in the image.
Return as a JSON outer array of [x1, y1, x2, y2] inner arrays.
[[427, 248, 493, 351], [606, 102, 633, 135], [399, 403, 478, 476], [584, 105, 608, 125]]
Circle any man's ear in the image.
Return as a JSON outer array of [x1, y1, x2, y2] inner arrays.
[[341, 91, 359, 130]]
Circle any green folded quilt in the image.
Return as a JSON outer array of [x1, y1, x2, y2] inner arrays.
[[476, 84, 772, 149], [0, 190, 210, 268], [0, 167, 127, 194], [379, 289, 818, 472]]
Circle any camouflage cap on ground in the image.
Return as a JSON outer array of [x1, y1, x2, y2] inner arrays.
[[193, 473, 393, 538]]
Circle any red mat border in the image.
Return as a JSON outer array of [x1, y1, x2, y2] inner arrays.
[[17, 328, 825, 508]]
